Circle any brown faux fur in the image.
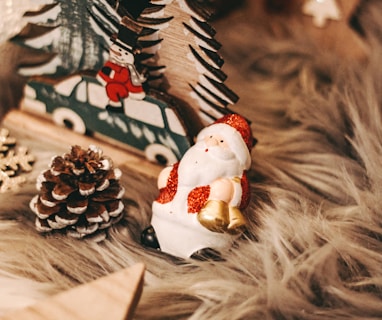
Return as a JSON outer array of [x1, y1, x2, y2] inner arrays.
[[1, 0, 382, 319]]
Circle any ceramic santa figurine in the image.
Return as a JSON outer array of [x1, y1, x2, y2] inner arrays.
[[97, 22, 146, 113], [142, 114, 254, 259]]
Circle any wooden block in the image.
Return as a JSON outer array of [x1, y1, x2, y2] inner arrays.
[[0, 263, 145, 320], [2, 110, 161, 179]]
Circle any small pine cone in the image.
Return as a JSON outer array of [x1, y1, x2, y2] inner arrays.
[[30, 145, 125, 241]]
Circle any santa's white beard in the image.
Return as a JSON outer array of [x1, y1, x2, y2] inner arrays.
[[177, 141, 243, 188]]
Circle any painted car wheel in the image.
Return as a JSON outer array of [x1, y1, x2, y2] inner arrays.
[[52, 107, 87, 134], [145, 144, 178, 166]]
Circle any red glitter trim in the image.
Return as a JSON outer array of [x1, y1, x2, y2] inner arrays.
[[156, 162, 179, 204], [239, 171, 250, 209], [214, 114, 254, 150], [187, 186, 210, 213]]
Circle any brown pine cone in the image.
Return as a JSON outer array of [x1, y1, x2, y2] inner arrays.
[[30, 145, 125, 241]]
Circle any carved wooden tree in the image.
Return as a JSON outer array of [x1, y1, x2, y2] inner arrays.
[[145, 0, 240, 123]]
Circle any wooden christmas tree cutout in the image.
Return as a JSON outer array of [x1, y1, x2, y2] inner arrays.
[[13, 1, 239, 122], [0, 263, 145, 320]]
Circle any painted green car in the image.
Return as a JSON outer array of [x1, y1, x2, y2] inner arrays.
[[22, 73, 200, 165]]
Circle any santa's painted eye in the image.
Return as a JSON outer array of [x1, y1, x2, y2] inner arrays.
[[220, 140, 224, 143]]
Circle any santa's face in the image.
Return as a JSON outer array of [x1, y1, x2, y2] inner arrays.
[[109, 43, 134, 66], [202, 134, 235, 161], [177, 134, 243, 188]]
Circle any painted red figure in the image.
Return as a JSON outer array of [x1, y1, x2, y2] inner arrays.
[[97, 60, 145, 101], [97, 42, 146, 111]]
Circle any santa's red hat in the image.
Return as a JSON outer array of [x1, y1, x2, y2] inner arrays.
[[196, 114, 254, 170]]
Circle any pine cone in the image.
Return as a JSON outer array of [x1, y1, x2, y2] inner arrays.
[[30, 145, 125, 241]]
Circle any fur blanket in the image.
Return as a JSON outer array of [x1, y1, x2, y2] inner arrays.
[[1, 1, 382, 319]]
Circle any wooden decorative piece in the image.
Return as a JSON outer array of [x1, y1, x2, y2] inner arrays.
[[21, 73, 194, 166], [12, 0, 243, 166], [96, 16, 147, 113], [3, 110, 162, 179], [142, 0, 240, 123], [0, 128, 34, 193], [142, 114, 255, 259], [0, 263, 145, 320]]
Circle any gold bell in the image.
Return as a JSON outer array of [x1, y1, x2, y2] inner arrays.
[[197, 200, 229, 233], [227, 206, 246, 233]]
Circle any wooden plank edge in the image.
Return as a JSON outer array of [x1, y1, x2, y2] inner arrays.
[[2, 109, 161, 179], [0, 263, 145, 320]]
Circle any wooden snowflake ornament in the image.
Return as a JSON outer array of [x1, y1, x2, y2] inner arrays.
[[0, 128, 16, 152], [30, 145, 125, 241], [0, 128, 35, 193]]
